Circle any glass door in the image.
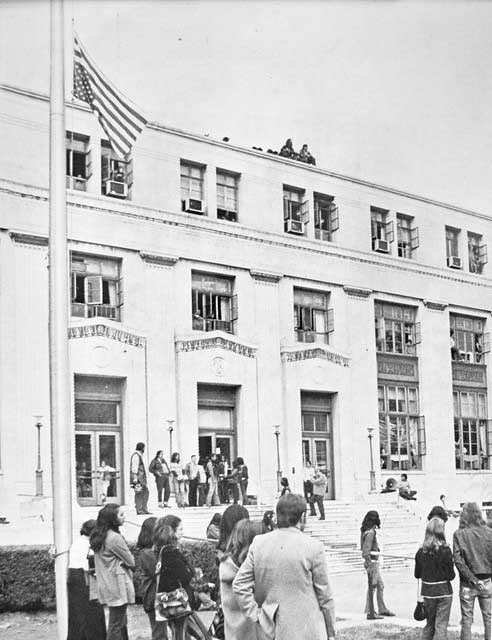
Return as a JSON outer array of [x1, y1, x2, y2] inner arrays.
[[75, 431, 121, 506], [302, 437, 334, 499]]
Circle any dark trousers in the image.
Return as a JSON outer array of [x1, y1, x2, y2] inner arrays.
[[197, 483, 207, 506], [146, 609, 169, 640], [423, 596, 452, 640], [313, 494, 325, 519], [107, 604, 129, 640], [134, 484, 149, 513], [188, 476, 199, 506], [155, 475, 170, 504], [67, 568, 106, 640], [304, 481, 315, 514], [240, 479, 249, 505]]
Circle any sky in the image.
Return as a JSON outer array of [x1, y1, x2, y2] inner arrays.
[[2, 0, 492, 212]]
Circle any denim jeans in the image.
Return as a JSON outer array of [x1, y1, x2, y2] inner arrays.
[[422, 596, 452, 640], [459, 579, 492, 640], [364, 561, 389, 615]]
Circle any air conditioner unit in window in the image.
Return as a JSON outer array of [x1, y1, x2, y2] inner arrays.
[[285, 219, 304, 235], [104, 180, 128, 198], [447, 256, 462, 269], [184, 198, 204, 214], [373, 238, 390, 253]]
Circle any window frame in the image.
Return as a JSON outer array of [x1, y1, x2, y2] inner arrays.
[[216, 169, 239, 221], [375, 302, 417, 356], [453, 389, 489, 470], [70, 253, 123, 322], [191, 272, 236, 334]]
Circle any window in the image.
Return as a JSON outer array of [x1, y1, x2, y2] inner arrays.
[[375, 302, 418, 355], [181, 162, 205, 213], [283, 186, 308, 235], [216, 171, 239, 222], [450, 314, 487, 364], [397, 214, 418, 259], [66, 132, 91, 191], [314, 193, 338, 241], [294, 288, 333, 344], [468, 232, 487, 274], [71, 253, 123, 321], [192, 272, 237, 333], [446, 227, 461, 268], [101, 141, 133, 199], [379, 384, 424, 470], [454, 390, 491, 470], [371, 207, 393, 253]]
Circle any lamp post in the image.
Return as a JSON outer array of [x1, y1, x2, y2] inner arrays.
[[34, 415, 44, 496], [274, 425, 282, 492], [167, 419, 175, 457], [367, 426, 376, 493]]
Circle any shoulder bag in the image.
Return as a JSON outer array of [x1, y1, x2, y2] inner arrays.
[[413, 579, 427, 621], [154, 548, 191, 621]]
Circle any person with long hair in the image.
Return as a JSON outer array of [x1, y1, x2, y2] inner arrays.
[[149, 450, 171, 508], [220, 519, 263, 639], [360, 510, 394, 620], [133, 517, 167, 640], [170, 452, 187, 508], [90, 504, 135, 640], [206, 513, 222, 540], [67, 519, 106, 640], [415, 517, 455, 640], [453, 502, 492, 640], [217, 504, 250, 558]]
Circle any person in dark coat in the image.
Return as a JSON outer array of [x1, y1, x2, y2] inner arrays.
[[67, 519, 107, 640]]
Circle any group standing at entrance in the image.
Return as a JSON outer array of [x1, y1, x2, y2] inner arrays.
[[130, 442, 250, 514]]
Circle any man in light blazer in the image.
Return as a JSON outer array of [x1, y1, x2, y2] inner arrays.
[[233, 493, 336, 640]]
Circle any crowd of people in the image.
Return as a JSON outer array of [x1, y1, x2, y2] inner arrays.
[[130, 442, 250, 515]]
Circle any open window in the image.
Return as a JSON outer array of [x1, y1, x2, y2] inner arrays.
[[181, 161, 205, 214], [371, 207, 393, 253], [468, 232, 487, 274], [283, 186, 308, 235], [314, 193, 338, 241], [294, 288, 333, 345], [66, 132, 91, 191], [101, 141, 132, 199], [397, 213, 418, 259], [71, 253, 123, 321], [192, 272, 236, 334]]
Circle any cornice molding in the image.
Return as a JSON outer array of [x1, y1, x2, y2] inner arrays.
[[9, 231, 48, 248], [423, 299, 448, 311], [68, 323, 146, 348], [249, 269, 283, 284], [176, 335, 257, 358], [139, 252, 179, 267], [343, 285, 372, 299]]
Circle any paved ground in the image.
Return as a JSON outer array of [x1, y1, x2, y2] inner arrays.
[[0, 565, 487, 639]]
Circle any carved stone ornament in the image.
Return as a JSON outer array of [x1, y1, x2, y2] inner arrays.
[[281, 347, 350, 367], [139, 252, 179, 267], [343, 285, 372, 299], [212, 356, 225, 376], [423, 300, 448, 311], [176, 335, 256, 358], [9, 231, 48, 248], [249, 269, 283, 284], [68, 324, 146, 348]]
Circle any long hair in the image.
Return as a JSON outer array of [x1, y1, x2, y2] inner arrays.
[[153, 523, 178, 551], [207, 513, 222, 529], [459, 502, 485, 528], [171, 452, 180, 463], [137, 516, 157, 549], [360, 510, 381, 550], [153, 450, 163, 461], [80, 519, 97, 538], [222, 519, 262, 567], [90, 504, 121, 552], [422, 517, 447, 553], [217, 504, 250, 552]]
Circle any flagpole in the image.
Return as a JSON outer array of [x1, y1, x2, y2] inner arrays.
[[49, 1, 72, 638]]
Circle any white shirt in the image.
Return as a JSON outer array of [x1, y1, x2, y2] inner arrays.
[[68, 534, 90, 570]]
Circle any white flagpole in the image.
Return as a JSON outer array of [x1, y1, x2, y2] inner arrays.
[[49, 0, 72, 637]]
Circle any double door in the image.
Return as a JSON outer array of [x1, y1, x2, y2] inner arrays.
[[302, 436, 334, 499], [198, 432, 234, 464], [75, 431, 121, 506]]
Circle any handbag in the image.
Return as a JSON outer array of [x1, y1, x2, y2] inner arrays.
[[209, 606, 225, 640], [413, 579, 427, 621], [154, 548, 191, 621]]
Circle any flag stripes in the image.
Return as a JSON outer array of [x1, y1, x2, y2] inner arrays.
[[73, 34, 147, 158]]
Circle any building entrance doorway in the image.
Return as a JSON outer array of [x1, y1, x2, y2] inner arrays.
[[74, 375, 124, 506], [197, 384, 237, 468], [198, 433, 234, 463], [301, 391, 335, 499], [75, 431, 121, 505]]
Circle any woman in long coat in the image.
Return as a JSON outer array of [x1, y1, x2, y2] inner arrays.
[[220, 519, 262, 639], [90, 504, 135, 640]]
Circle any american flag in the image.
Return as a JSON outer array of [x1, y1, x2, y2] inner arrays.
[[73, 34, 147, 158]]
